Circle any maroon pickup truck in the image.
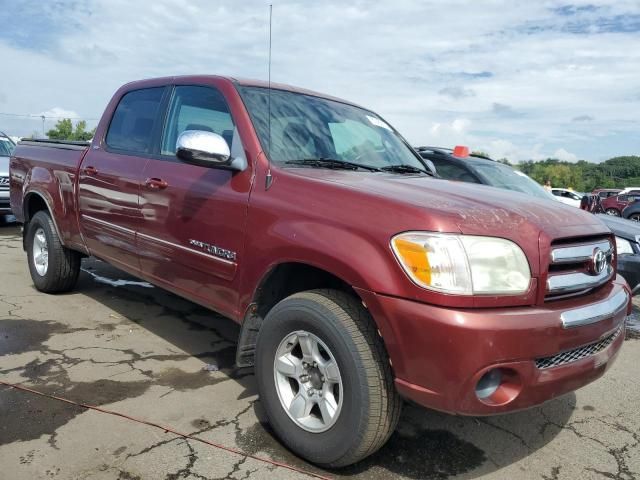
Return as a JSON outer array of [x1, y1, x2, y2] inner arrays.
[[9, 76, 631, 467]]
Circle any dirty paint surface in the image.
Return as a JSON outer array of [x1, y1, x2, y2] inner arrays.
[[0, 222, 639, 479]]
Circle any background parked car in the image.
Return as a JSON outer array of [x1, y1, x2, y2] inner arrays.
[[592, 188, 622, 199], [622, 199, 640, 222], [0, 132, 16, 219], [417, 145, 640, 293], [416, 146, 557, 201], [602, 192, 640, 216], [550, 187, 584, 207], [595, 214, 640, 294]]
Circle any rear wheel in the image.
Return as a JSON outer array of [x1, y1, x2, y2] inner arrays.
[[629, 213, 640, 222], [26, 211, 81, 293], [605, 208, 620, 216], [255, 289, 401, 468]]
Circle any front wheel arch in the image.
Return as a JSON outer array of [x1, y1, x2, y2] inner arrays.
[[236, 262, 400, 373]]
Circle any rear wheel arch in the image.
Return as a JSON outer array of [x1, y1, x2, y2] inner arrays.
[[22, 191, 65, 249]]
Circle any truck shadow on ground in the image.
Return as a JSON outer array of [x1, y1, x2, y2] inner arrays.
[[32, 257, 575, 479]]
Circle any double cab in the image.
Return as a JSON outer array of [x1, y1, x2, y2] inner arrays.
[[10, 76, 631, 467]]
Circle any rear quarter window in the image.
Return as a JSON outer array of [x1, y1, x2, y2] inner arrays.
[[106, 87, 165, 154]]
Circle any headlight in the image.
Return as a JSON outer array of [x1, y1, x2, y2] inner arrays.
[[391, 232, 531, 295], [615, 236, 634, 255]]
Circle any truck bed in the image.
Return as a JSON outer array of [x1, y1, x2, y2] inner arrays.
[[10, 139, 90, 250]]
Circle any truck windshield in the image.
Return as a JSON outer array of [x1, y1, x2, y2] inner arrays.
[[0, 139, 15, 157], [238, 86, 426, 171], [472, 161, 557, 201]]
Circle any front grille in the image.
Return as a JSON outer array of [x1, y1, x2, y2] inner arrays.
[[535, 325, 623, 369], [0, 176, 8, 191], [545, 236, 613, 300]]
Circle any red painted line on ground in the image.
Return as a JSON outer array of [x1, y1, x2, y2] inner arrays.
[[0, 380, 333, 480]]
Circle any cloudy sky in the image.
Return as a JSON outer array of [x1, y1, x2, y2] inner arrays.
[[0, 0, 639, 162]]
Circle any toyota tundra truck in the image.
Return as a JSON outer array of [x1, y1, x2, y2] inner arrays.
[[9, 76, 631, 467]]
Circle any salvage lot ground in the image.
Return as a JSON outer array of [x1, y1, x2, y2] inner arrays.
[[0, 222, 639, 480]]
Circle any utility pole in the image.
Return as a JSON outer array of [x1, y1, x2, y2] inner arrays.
[[41, 115, 45, 138]]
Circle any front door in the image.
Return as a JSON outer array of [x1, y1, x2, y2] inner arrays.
[[137, 84, 252, 316]]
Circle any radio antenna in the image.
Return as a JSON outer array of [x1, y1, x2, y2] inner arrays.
[[265, 4, 274, 190]]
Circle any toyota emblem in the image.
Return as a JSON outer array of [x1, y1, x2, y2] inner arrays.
[[590, 248, 607, 275]]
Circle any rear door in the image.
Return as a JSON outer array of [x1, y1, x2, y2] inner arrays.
[[78, 87, 167, 272], [137, 83, 252, 316]]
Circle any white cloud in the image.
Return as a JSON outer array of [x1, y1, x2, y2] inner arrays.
[[33, 107, 81, 120], [0, 0, 638, 160], [553, 148, 579, 162]]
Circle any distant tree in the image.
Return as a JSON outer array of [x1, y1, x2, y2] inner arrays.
[[471, 150, 491, 158], [47, 119, 96, 141], [507, 155, 640, 191]]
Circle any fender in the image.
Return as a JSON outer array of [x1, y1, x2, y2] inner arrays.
[[22, 189, 66, 249], [235, 223, 405, 368]]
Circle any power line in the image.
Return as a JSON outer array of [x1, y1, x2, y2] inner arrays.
[[0, 112, 99, 121]]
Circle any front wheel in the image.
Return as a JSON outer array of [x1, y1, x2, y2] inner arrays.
[[255, 289, 401, 468], [26, 211, 81, 293], [606, 208, 620, 216], [628, 213, 640, 222]]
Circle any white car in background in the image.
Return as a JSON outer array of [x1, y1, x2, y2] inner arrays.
[[0, 133, 15, 218], [551, 188, 584, 208]]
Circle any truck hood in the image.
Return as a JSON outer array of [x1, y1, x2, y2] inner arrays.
[[287, 169, 607, 238]]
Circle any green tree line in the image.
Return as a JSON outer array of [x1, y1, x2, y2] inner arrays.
[[517, 157, 640, 192]]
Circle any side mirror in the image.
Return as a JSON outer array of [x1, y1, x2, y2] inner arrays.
[[176, 130, 231, 167]]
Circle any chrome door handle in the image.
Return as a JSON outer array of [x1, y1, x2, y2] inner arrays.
[[145, 178, 168, 190]]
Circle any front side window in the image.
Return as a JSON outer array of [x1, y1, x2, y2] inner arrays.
[[238, 86, 425, 170], [161, 86, 235, 155], [106, 87, 164, 154]]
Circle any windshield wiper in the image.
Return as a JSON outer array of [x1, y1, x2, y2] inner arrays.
[[285, 158, 382, 172], [380, 164, 431, 175]]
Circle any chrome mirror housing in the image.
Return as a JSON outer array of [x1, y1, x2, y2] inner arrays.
[[176, 130, 231, 166]]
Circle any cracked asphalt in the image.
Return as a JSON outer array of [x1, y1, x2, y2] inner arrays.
[[1, 221, 639, 480]]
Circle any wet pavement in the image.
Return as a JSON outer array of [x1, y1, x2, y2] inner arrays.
[[0, 222, 639, 480]]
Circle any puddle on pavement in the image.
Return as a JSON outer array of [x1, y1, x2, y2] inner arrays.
[[0, 380, 149, 446], [155, 363, 235, 391], [0, 319, 72, 356]]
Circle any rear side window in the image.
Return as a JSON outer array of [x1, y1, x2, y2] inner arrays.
[[161, 85, 234, 155], [106, 87, 164, 154]]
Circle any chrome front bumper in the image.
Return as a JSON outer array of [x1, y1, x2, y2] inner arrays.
[[560, 289, 629, 328]]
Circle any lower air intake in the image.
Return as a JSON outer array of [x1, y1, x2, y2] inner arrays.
[[535, 325, 623, 370]]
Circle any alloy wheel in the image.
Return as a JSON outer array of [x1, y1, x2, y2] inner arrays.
[[32, 227, 49, 276], [273, 330, 343, 433]]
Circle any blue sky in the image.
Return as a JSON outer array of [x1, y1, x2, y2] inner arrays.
[[0, 0, 639, 162]]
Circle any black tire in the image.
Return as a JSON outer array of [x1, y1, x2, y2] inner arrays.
[[629, 213, 640, 222], [606, 208, 620, 216], [255, 289, 402, 468], [26, 210, 81, 293]]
